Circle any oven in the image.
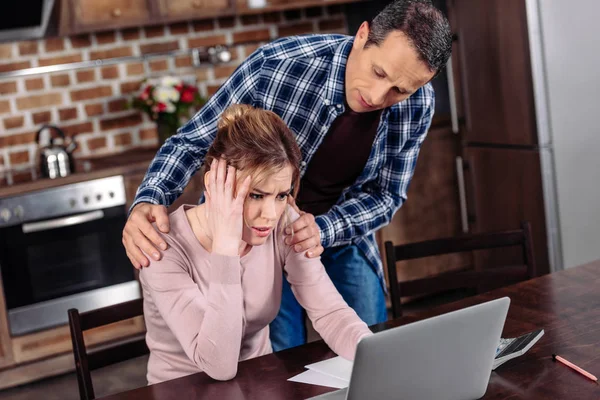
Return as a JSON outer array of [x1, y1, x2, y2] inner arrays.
[[0, 175, 140, 336]]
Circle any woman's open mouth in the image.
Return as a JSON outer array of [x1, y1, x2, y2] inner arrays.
[[252, 227, 272, 237]]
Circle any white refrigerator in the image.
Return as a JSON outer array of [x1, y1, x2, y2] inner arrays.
[[526, 0, 600, 270]]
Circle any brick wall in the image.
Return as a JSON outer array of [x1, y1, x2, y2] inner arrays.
[[0, 6, 348, 186]]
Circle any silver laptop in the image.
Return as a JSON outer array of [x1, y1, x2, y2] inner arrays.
[[308, 297, 510, 400]]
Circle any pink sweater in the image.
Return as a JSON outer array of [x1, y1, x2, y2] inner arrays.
[[139, 205, 372, 384]]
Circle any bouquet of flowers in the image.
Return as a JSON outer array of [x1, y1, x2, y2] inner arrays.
[[131, 76, 206, 143]]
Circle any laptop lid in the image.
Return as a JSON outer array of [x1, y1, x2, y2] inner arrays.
[[346, 297, 510, 400]]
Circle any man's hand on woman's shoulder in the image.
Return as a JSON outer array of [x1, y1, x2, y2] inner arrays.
[[285, 196, 324, 258], [122, 203, 170, 269]]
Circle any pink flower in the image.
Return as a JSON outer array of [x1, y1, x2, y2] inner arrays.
[[139, 85, 152, 101]]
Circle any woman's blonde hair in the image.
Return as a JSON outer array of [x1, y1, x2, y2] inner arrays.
[[204, 103, 302, 201]]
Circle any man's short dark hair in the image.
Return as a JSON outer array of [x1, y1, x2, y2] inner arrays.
[[366, 0, 452, 76]]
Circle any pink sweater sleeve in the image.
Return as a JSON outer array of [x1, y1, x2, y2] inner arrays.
[[139, 250, 244, 381], [281, 214, 373, 360]]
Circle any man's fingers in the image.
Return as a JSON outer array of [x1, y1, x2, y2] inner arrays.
[[131, 207, 168, 251], [286, 224, 313, 245], [138, 221, 168, 256], [284, 212, 321, 253], [131, 225, 163, 261], [151, 205, 170, 234], [286, 213, 315, 235], [125, 250, 141, 270], [305, 245, 324, 258], [291, 235, 320, 253], [132, 247, 150, 268], [123, 202, 169, 268], [123, 234, 150, 268]]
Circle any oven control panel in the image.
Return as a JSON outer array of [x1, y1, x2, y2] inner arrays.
[[0, 175, 127, 228]]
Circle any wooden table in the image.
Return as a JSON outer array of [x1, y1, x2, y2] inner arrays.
[[101, 260, 600, 399]]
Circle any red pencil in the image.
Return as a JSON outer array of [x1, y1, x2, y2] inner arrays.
[[552, 354, 598, 382]]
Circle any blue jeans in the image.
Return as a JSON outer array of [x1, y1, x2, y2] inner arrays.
[[269, 244, 387, 351]]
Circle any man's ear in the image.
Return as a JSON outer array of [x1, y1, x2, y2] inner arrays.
[[354, 21, 370, 49]]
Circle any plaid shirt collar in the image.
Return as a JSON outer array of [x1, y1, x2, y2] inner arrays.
[[323, 38, 350, 107]]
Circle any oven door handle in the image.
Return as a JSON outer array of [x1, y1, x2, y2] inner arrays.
[[22, 210, 105, 233]]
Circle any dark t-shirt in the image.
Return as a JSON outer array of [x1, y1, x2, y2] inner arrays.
[[296, 107, 383, 216]]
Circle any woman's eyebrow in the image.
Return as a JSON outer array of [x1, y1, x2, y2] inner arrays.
[[252, 188, 271, 195], [252, 188, 292, 195]]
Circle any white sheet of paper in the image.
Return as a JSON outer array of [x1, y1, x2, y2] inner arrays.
[[304, 356, 353, 382], [288, 369, 349, 389]]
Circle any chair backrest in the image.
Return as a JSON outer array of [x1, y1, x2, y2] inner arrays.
[[68, 298, 148, 400], [384, 221, 536, 318]]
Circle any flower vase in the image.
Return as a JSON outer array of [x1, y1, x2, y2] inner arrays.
[[156, 120, 176, 145]]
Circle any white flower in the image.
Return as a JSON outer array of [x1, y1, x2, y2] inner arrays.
[[160, 76, 182, 87], [153, 86, 180, 103], [164, 101, 176, 113]]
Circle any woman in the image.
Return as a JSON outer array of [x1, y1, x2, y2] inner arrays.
[[139, 104, 372, 384]]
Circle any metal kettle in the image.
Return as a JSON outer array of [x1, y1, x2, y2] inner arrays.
[[36, 124, 77, 179]]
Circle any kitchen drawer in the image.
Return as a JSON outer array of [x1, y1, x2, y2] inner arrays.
[[70, 0, 152, 31], [158, 0, 232, 19]]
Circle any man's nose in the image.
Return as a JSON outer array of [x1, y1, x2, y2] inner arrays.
[[369, 83, 388, 107]]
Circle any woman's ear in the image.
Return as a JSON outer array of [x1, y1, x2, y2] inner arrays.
[[203, 170, 211, 196]]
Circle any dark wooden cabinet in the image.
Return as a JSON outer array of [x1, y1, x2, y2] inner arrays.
[[447, 0, 549, 274], [378, 0, 551, 291], [461, 146, 549, 274], [378, 126, 471, 288], [449, 0, 538, 146]]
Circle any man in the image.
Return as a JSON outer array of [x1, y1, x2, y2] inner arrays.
[[123, 0, 452, 351]]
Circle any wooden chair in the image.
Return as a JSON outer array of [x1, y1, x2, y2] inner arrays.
[[384, 222, 536, 319], [68, 298, 148, 400]]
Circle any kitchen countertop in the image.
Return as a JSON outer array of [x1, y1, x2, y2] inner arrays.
[[0, 147, 159, 199]]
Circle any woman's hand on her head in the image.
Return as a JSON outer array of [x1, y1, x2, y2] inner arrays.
[[285, 196, 324, 258], [122, 203, 170, 269], [206, 158, 252, 256]]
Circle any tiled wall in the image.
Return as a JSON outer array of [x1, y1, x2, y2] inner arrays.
[[0, 6, 348, 186]]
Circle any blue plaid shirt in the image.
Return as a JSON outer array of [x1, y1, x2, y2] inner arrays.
[[133, 34, 435, 285]]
